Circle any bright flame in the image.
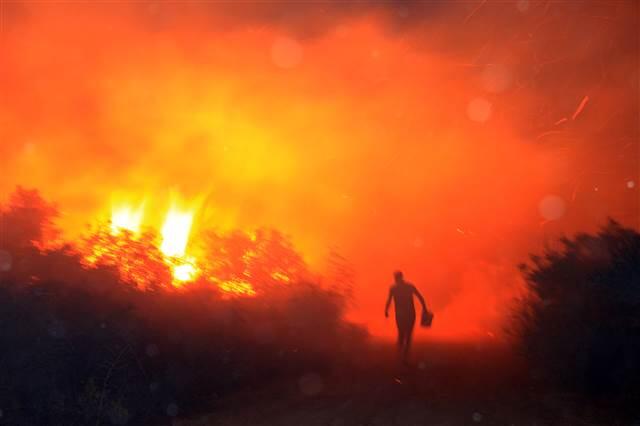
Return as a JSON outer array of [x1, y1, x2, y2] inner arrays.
[[159, 206, 200, 284], [172, 259, 198, 282], [111, 204, 144, 235], [160, 207, 194, 257], [100, 197, 295, 292]]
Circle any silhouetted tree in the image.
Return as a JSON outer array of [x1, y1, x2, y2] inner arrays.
[[0, 186, 59, 251], [513, 220, 640, 395]]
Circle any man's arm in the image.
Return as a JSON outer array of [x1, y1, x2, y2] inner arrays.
[[413, 286, 427, 311], [385, 288, 393, 318]]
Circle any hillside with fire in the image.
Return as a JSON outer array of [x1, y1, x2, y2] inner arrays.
[[1, 0, 639, 425]]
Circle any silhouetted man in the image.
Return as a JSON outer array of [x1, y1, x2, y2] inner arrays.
[[385, 270, 427, 363]]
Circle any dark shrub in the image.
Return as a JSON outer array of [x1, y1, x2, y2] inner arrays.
[[512, 220, 640, 395], [0, 188, 367, 425]]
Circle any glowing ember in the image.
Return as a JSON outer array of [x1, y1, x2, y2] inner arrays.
[[111, 204, 144, 235], [160, 207, 194, 258], [218, 279, 256, 296], [271, 271, 291, 283]]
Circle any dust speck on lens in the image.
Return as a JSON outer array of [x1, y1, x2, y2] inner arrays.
[[0, 250, 12, 272], [298, 373, 324, 396], [166, 402, 179, 417]]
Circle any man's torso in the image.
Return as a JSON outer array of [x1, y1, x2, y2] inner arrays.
[[391, 282, 415, 317]]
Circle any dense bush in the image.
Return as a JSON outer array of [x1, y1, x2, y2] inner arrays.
[[513, 220, 640, 395], [0, 188, 367, 425]]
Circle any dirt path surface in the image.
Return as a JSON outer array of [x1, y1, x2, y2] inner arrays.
[[180, 341, 623, 426]]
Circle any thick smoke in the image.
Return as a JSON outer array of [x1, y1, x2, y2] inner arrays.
[[1, 1, 637, 338]]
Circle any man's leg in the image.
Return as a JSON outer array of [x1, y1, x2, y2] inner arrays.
[[397, 324, 406, 353], [403, 323, 414, 362]]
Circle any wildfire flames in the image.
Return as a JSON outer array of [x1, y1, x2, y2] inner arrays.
[[159, 207, 194, 258], [1, 2, 637, 338], [111, 204, 145, 236], [79, 196, 303, 296], [159, 205, 198, 283], [102, 202, 201, 286], [172, 261, 198, 283]]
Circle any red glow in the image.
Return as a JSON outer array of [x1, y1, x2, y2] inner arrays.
[[1, 2, 637, 340]]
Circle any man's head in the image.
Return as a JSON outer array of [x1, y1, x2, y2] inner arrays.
[[393, 270, 404, 283]]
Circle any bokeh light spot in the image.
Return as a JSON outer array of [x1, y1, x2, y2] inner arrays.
[[413, 237, 424, 248], [467, 98, 492, 123], [397, 6, 409, 18], [22, 142, 36, 156], [481, 64, 512, 93], [166, 403, 179, 417], [0, 250, 12, 272], [48, 320, 67, 339], [539, 195, 566, 221], [146, 344, 159, 357], [271, 37, 303, 69], [516, 0, 530, 13], [298, 373, 324, 396]]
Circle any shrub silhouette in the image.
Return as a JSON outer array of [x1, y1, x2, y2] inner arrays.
[[513, 220, 640, 395], [0, 188, 367, 425], [0, 186, 59, 251]]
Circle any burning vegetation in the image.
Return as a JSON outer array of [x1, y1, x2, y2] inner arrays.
[[0, 0, 638, 423], [78, 196, 309, 295], [1, 0, 637, 339], [0, 187, 366, 425]]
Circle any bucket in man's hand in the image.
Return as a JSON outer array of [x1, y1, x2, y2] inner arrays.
[[421, 309, 434, 328]]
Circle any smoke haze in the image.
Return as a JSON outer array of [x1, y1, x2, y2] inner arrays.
[[1, 1, 638, 338]]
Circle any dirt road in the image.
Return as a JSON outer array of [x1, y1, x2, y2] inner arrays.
[[180, 340, 622, 426]]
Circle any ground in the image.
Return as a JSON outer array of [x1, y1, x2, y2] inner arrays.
[[179, 340, 626, 426]]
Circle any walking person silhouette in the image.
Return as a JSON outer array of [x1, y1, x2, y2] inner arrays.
[[385, 270, 428, 364]]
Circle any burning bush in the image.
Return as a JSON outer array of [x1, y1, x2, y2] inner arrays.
[[0, 188, 367, 425], [512, 220, 640, 395], [200, 228, 310, 295], [81, 226, 174, 290]]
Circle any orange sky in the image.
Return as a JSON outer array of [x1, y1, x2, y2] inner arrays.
[[1, 1, 638, 339]]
